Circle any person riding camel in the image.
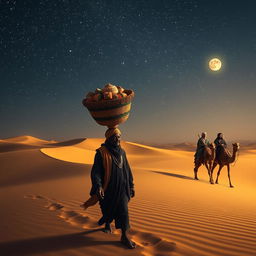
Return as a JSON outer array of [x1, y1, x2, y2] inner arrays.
[[194, 132, 210, 163], [214, 133, 227, 162]]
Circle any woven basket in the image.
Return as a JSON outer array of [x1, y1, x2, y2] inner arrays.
[[82, 90, 134, 128]]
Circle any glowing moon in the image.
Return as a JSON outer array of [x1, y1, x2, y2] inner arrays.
[[209, 58, 222, 71]]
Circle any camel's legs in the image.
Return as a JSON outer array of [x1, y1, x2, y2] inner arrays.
[[208, 162, 213, 182], [215, 165, 223, 184], [210, 162, 218, 184], [205, 162, 210, 177], [194, 163, 201, 180], [205, 163, 212, 182], [227, 164, 234, 188]]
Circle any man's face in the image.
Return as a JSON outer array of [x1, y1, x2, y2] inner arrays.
[[107, 134, 121, 147], [202, 133, 206, 139], [219, 133, 223, 139]]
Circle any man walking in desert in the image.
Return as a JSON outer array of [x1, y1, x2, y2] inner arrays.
[[82, 127, 136, 249]]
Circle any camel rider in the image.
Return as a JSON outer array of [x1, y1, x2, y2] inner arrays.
[[194, 132, 210, 162], [214, 133, 227, 161]]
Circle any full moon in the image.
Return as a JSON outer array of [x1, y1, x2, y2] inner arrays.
[[209, 58, 222, 71]]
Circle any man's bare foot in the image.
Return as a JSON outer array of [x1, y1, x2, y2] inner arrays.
[[121, 235, 136, 249], [80, 203, 86, 210], [103, 223, 112, 233]]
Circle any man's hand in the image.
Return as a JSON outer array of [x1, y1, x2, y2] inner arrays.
[[130, 188, 135, 198], [97, 187, 104, 200]]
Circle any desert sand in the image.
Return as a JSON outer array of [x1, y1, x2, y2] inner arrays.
[[0, 135, 256, 256]]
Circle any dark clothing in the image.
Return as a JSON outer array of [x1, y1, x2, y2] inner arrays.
[[214, 138, 227, 148], [214, 138, 227, 161], [99, 190, 129, 230], [105, 140, 123, 168], [90, 144, 134, 230], [194, 137, 210, 161]]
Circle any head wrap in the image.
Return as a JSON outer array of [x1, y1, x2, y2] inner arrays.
[[105, 128, 121, 139]]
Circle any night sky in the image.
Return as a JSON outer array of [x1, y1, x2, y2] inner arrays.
[[1, 0, 256, 143]]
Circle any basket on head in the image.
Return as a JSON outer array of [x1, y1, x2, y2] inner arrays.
[[82, 89, 134, 128]]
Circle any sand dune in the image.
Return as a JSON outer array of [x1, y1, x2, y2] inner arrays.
[[0, 135, 54, 153], [0, 136, 256, 256], [0, 141, 42, 153], [0, 136, 87, 154], [150, 142, 196, 152], [0, 149, 88, 188], [47, 138, 86, 147], [2, 135, 51, 145], [40, 138, 192, 168]]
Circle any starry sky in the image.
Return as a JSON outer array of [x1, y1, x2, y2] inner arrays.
[[1, 0, 256, 143]]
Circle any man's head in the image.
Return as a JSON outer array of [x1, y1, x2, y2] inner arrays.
[[201, 132, 207, 139], [105, 128, 121, 147], [217, 133, 223, 139]]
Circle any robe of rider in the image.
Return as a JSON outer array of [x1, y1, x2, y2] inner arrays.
[[195, 137, 210, 160], [214, 138, 227, 148], [214, 137, 227, 161]]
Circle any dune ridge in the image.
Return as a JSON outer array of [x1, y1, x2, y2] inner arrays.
[[1, 135, 51, 145], [40, 138, 192, 166]]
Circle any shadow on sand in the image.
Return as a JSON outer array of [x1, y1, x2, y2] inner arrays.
[[0, 148, 92, 188], [47, 138, 86, 147], [151, 170, 194, 180], [0, 138, 86, 153], [151, 170, 210, 184], [0, 229, 126, 255]]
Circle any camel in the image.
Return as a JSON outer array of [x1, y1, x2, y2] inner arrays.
[[210, 143, 240, 188], [194, 143, 216, 182]]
